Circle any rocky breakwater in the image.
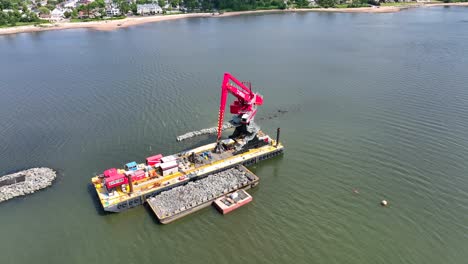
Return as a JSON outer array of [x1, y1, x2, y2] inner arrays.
[[151, 167, 254, 217], [0, 168, 56, 203]]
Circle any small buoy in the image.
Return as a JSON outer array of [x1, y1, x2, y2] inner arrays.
[[381, 200, 388, 206]]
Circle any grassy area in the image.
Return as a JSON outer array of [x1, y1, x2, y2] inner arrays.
[[0, 20, 50, 28], [163, 11, 184, 15], [70, 16, 126, 23]]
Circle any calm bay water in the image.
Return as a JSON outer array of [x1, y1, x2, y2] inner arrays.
[[1, 6, 468, 264]]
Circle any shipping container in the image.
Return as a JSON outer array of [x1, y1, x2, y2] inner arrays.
[[103, 168, 118, 178], [130, 170, 146, 182], [146, 154, 163, 166], [125, 162, 138, 171], [161, 155, 177, 163], [105, 173, 128, 189], [160, 160, 178, 171]]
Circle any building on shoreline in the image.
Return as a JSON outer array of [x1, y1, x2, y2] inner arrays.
[[106, 5, 121, 17], [137, 4, 163, 15]]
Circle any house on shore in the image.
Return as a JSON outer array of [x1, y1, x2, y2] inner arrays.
[[51, 8, 65, 21], [63, 0, 78, 9], [137, 4, 163, 15], [106, 4, 121, 17]]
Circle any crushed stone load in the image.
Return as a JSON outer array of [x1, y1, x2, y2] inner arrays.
[[176, 122, 234, 142], [0, 168, 56, 203], [150, 167, 254, 217]]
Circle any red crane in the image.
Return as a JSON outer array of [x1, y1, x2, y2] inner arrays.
[[216, 73, 264, 142]]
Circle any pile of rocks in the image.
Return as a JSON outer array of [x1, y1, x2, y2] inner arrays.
[[151, 168, 252, 216], [0, 168, 56, 203], [176, 122, 234, 142]]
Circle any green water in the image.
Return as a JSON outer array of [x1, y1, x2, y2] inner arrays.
[[1, 7, 468, 264]]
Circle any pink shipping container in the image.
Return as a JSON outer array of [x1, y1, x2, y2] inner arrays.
[[146, 154, 163, 166], [103, 168, 118, 178], [130, 170, 146, 182]]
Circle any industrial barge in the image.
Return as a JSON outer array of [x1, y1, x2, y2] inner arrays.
[[147, 165, 258, 224], [91, 73, 284, 216]]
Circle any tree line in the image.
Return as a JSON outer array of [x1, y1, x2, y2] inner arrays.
[[0, 1, 42, 26]]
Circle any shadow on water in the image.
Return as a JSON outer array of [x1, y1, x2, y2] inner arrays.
[[143, 203, 162, 225], [248, 153, 285, 175], [86, 183, 111, 216]]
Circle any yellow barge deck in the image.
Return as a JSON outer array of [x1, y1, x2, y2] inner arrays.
[[91, 134, 284, 212]]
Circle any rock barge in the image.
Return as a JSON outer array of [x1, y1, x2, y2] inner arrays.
[[147, 166, 258, 224], [0, 168, 56, 203]]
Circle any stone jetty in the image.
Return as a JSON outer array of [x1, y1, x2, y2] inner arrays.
[[150, 167, 253, 217], [0, 168, 56, 203], [176, 122, 234, 142]]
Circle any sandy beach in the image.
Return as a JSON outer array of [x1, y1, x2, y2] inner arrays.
[[1, 3, 467, 36]]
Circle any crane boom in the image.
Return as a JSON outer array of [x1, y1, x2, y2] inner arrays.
[[216, 73, 264, 141]]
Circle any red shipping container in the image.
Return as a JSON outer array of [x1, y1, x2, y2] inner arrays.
[[131, 170, 146, 182], [105, 173, 127, 189], [146, 154, 163, 166], [103, 168, 118, 178]]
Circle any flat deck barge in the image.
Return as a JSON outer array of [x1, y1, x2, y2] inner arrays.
[[91, 131, 283, 212], [147, 165, 258, 224]]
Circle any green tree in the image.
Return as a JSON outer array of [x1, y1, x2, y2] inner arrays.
[[71, 9, 78, 18], [0, 0, 12, 10], [316, 0, 336, 7], [171, 0, 181, 7], [64, 11, 71, 18], [120, 1, 130, 14], [158, 0, 166, 7], [46, 4, 55, 10], [39, 6, 51, 15], [183, 0, 198, 10], [131, 3, 137, 14], [0, 12, 7, 25], [201, 0, 213, 10], [9, 14, 18, 26], [295, 0, 309, 7]]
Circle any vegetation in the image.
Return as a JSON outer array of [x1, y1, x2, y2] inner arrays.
[[316, 0, 336, 7], [39, 7, 51, 15], [346, 0, 370, 7], [70, 15, 125, 22], [0, 0, 46, 27], [294, 0, 311, 7], [192, 0, 287, 11]]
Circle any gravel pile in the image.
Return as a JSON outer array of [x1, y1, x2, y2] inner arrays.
[[176, 123, 234, 142], [151, 168, 251, 216], [0, 168, 56, 203]]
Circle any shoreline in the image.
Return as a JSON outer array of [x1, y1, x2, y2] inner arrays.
[[1, 3, 467, 36]]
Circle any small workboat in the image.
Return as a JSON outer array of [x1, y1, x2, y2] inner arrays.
[[214, 189, 252, 214]]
